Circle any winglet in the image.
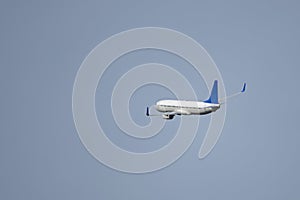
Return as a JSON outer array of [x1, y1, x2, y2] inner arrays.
[[146, 107, 149, 116], [241, 83, 246, 93]]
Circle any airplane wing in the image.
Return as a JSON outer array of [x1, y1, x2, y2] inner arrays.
[[219, 82, 247, 104], [146, 107, 192, 120], [146, 107, 177, 120], [162, 112, 176, 120], [175, 109, 191, 115], [162, 109, 191, 119]]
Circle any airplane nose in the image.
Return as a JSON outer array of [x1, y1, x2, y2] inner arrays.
[[155, 104, 159, 110], [155, 101, 160, 107], [154, 103, 162, 111]]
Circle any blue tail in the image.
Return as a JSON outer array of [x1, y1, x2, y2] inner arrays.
[[204, 80, 219, 104]]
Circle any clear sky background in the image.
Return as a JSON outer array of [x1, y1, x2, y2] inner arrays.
[[1, 1, 300, 199]]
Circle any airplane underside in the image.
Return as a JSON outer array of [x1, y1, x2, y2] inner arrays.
[[161, 110, 213, 120]]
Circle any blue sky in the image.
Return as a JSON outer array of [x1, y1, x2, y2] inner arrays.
[[1, 1, 300, 199]]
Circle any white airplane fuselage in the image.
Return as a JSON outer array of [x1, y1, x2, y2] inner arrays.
[[146, 80, 246, 120], [156, 100, 220, 116]]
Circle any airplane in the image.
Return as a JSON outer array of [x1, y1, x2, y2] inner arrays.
[[146, 80, 246, 120]]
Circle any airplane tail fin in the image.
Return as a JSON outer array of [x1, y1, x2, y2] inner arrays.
[[204, 80, 219, 104]]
